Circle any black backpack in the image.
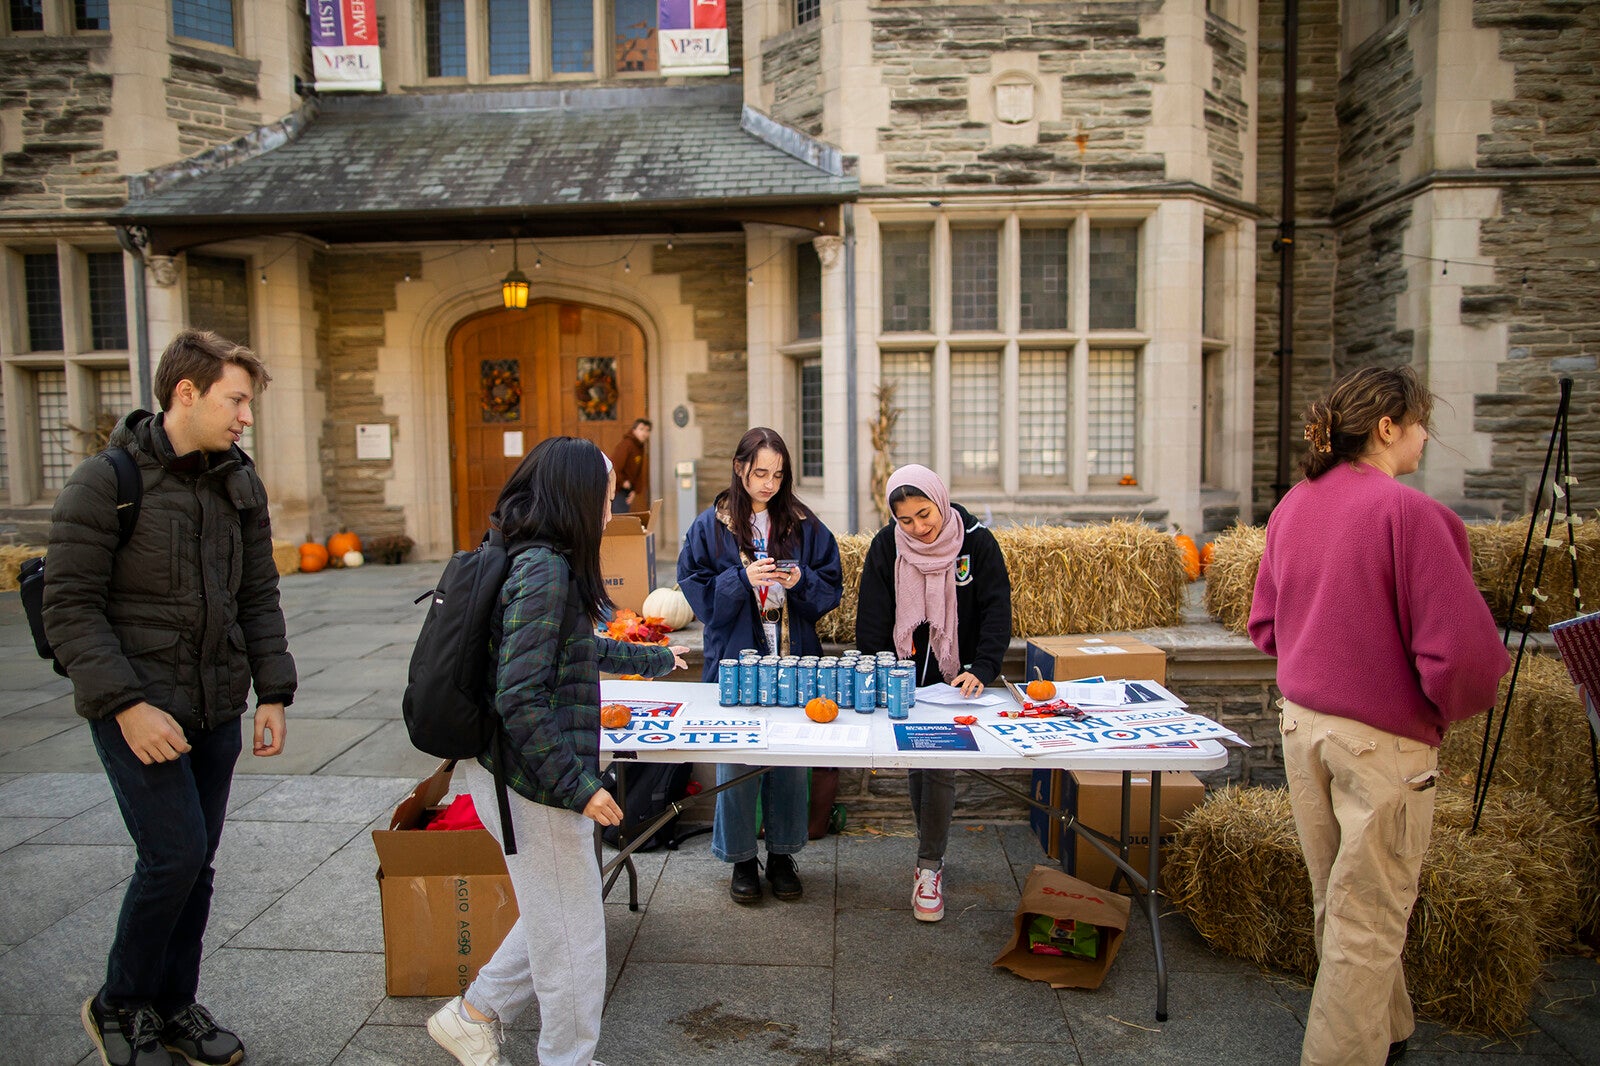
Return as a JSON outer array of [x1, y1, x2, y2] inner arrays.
[[19, 447, 143, 678], [600, 762, 697, 852], [401, 531, 578, 855]]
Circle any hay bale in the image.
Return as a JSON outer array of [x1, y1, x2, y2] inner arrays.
[[814, 533, 872, 644], [1166, 781, 1583, 1034], [1202, 524, 1265, 636], [0, 545, 47, 593], [1466, 512, 1599, 629], [1164, 785, 1317, 978], [817, 521, 1187, 643], [272, 539, 301, 577], [1438, 652, 1600, 938]]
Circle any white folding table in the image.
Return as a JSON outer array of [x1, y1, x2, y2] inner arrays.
[[598, 679, 1228, 1021]]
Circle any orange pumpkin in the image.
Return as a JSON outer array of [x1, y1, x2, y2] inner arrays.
[[804, 697, 839, 723], [618, 674, 646, 682], [1174, 531, 1201, 582], [1026, 677, 1056, 701], [1199, 541, 1215, 575], [298, 542, 330, 573], [327, 530, 362, 558], [599, 704, 633, 729]]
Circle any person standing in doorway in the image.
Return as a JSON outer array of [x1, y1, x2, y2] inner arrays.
[[1249, 366, 1509, 1066], [608, 417, 652, 515], [45, 329, 297, 1066]]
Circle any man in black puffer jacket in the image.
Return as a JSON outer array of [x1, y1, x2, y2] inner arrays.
[[44, 329, 297, 1066]]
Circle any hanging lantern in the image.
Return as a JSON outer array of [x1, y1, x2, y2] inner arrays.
[[501, 236, 530, 310]]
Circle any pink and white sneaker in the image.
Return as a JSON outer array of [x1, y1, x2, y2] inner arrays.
[[912, 865, 945, 922]]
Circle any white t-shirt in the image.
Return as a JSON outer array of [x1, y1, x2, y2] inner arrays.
[[750, 510, 786, 611]]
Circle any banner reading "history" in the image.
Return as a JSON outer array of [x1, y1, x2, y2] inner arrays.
[[659, 0, 729, 77], [309, 0, 382, 92]]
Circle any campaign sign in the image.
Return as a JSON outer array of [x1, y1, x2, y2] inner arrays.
[[981, 708, 1238, 756], [309, 0, 381, 91], [659, 0, 729, 76], [606, 700, 684, 719], [602, 713, 766, 752]]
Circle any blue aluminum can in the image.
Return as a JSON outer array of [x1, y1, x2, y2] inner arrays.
[[853, 661, 877, 713], [896, 659, 918, 705], [875, 659, 892, 707], [739, 657, 758, 705], [816, 659, 839, 703], [836, 661, 854, 708], [777, 658, 799, 706], [719, 660, 740, 706], [757, 657, 779, 707], [887, 668, 913, 719], [798, 662, 817, 704]]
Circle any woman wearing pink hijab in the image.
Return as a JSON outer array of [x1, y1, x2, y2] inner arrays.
[[854, 465, 1012, 921]]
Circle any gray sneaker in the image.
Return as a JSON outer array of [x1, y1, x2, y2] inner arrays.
[[81, 994, 177, 1066], [160, 1003, 243, 1066]]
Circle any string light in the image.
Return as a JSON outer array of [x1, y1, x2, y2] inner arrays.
[[623, 257, 631, 273], [404, 272, 411, 282], [747, 271, 755, 287], [534, 253, 542, 269], [258, 270, 266, 284]]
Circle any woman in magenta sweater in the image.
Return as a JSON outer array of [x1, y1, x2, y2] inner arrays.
[[1249, 366, 1509, 1066]]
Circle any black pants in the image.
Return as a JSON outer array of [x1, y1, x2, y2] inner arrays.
[[90, 715, 241, 1013]]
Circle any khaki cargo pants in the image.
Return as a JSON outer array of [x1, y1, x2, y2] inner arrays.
[[1280, 699, 1439, 1066]]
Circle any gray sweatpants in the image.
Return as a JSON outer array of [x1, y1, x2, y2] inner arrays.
[[908, 768, 956, 868], [462, 761, 605, 1066]]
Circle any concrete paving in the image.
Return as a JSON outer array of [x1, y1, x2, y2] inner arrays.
[[0, 562, 1593, 1065]]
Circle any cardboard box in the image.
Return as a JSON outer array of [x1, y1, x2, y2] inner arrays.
[[1064, 770, 1206, 887], [993, 865, 1131, 990], [601, 498, 661, 615], [372, 762, 520, 997], [1024, 634, 1167, 686]]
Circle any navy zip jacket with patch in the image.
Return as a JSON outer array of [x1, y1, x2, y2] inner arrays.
[[854, 502, 1012, 687]]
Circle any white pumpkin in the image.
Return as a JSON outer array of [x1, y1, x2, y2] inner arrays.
[[642, 585, 694, 630], [342, 550, 365, 568]]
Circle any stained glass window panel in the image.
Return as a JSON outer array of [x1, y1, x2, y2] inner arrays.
[[1019, 349, 1070, 480], [881, 230, 931, 332], [881, 351, 932, 468], [172, 0, 234, 47], [799, 358, 823, 479], [25, 253, 63, 352], [1020, 227, 1070, 331], [950, 351, 1000, 481], [425, 0, 468, 77], [551, 0, 594, 72], [88, 252, 128, 351], [950, 228, 998, 332], [488, 0, 531, 75], [1087, 348, 1137, 478], [613, 0, 657, 73], [1089, 224, 1139, 330]]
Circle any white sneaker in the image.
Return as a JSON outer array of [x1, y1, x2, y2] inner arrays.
[[428, 996, 512, 1066], [912, 866, 945, 922]]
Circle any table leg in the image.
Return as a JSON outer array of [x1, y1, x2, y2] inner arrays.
[[599, 764, 769, 889], [1149, 770, 1169, 1022]]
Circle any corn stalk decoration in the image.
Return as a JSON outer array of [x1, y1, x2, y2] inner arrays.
[[869, 382, 898, 528]]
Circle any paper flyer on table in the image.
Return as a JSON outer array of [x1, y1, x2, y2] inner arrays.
[[977, 706, 1240, 756], [767, 722, 872, 749], [893, 723, 981, 752]]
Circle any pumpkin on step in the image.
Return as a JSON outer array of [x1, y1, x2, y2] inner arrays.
[[327, 530, 362, 558], [641, 586, 695, 631], [299, 542, 330, 573]]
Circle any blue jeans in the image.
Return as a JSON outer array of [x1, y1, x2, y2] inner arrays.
[[710, 763, 808, 863], [90, 716, 241, 1014]]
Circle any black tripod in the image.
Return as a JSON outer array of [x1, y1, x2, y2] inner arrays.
[[1472, 377, 1588, 831]]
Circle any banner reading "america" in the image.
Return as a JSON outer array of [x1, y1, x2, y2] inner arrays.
[[309, 0, 382, 92], [659, 0, 729, 77]]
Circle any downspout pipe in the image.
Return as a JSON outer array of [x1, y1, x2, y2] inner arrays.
[[1272, 0, 1299, 508], [115, 227, 154, 410], [844, 202, 859, 532]]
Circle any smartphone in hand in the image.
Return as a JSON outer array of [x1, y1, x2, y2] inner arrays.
[[774, 559, 799, 572]]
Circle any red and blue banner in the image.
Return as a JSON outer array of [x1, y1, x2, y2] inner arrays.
[[308, 0, 382, 92], [659, 0, 729, 77]]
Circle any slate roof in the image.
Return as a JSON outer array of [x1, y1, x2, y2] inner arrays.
[[119, 87, 855, 228]]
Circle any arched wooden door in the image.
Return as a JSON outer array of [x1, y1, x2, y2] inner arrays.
[[448, 301, 647, 549]]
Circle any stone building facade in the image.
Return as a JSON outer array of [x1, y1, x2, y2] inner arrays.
[[1, 0, 1594, 556]]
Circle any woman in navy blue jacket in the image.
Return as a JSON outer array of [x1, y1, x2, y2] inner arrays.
[[677, 427, 842, 904]]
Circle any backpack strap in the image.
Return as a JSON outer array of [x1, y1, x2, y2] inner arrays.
[[101, 447, 142, 548]]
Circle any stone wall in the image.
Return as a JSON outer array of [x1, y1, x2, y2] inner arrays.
[[1204, 12, 1249, 198], [1458, 1, 1600, 514], [1251, 0, 1340, 520], [651, 242, 749, 512], [761, 22, 823, 137], [314, 251, 414, 539], [185, 254, 251, 345], [165, 43, 263, 158], [0, 40, 121, 213], [1331, 20, 1419, 216], [872, 2, 1164, 188]]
